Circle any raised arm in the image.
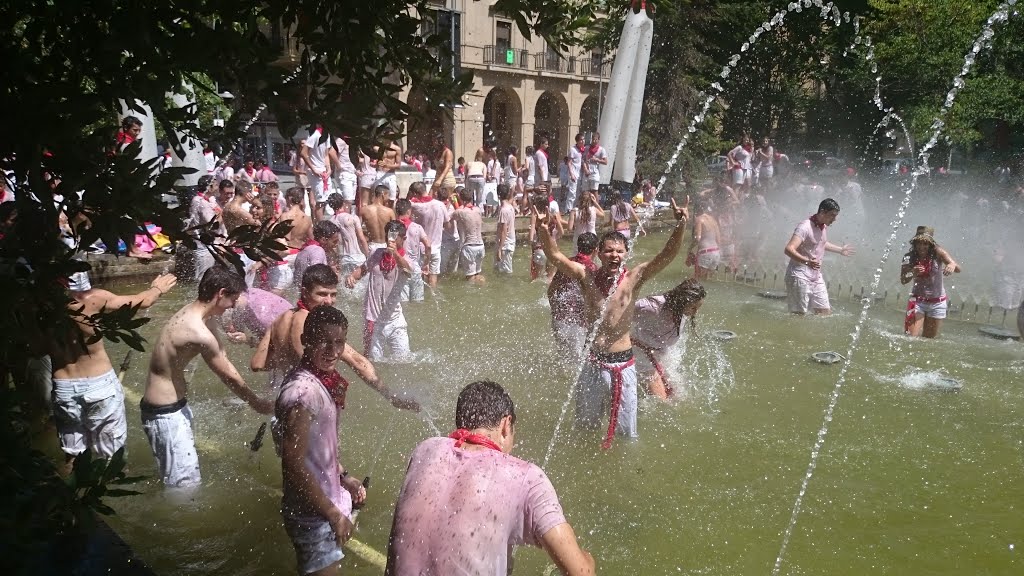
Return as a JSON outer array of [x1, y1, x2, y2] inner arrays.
[[534, 206, 586, 281], [340, 343, 420, 411], [95, 273, 177, 311], [200, 325, 273, 414], [638, 196, 689, 282]]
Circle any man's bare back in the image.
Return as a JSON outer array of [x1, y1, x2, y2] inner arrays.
[[223, 198, 256, 233], [282, 205, 312, 248], [51, 274, 176, 381], [362, 203, 395, 245], [252, 308, 305, 376]]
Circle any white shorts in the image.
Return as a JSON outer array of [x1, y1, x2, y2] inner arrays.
[[910, 297, 948, 320], [424, 250, 441, 276], [584, 177, 600, 192], [401, 261, 424, 302], [484, 182, 499, 206], [564, 179, 579, 212], [696, 248, 721, 270], [495, 245, 515, 274], [762, 165, 774, 179], [358, 172, 377, 190], [367, 315, 411, 361], [52, 369, 127, 458], [731, 168, 749, 185], [374, 172, 398, 200], [440, 239, 461, 275], [551, 319, 587, 365], [575, 354, 638, 440], [786, 274, 830, 313], [460, 244, 485, 277], [141, 400, 201, 488], [336, 172, 357, 202], [283, 515, 346, 575], [311, 173, 332, 202], [340, 252, 367, 278]]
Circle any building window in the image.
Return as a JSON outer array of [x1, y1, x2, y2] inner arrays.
[[546, 43, 560, 72], [496, 21, 512, 65]]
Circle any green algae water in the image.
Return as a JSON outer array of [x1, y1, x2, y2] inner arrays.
[[91, 230, 1023, 575]]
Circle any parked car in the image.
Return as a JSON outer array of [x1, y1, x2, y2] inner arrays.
[[706, 154, 728, 175]]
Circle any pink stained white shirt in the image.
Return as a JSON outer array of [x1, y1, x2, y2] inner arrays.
[[384, 437, 566, 576], [292, 244, 328, 289], [235, 288, 292, 338], [411, 198, 448, 248], [364, 248, 408, 323], [631, 294, 685, 351], [785, 218, 828, 282], [273, 369, 352, 521], [330, 212, 365, 258], [401, 219, 427, 265]]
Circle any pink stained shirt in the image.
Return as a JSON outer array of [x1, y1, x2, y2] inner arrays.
[[330, 212, 364, 257], [364, 248, 408, 323], [401, 219, 427, 264], [274, 369, 352, 521], [496, 203, 516, 249], [292, 244, 328, 289], [411, 198, 448, 248], [236, 288, 292, 338], [384, 437, 566, 576], [631, 294, 685, 351], [785, 218, 827, 282]]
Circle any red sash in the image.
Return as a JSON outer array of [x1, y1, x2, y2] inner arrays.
[[595, 356, 637, 449]]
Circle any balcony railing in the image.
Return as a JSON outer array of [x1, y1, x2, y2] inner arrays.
[[483, 45, 530, 68], [482, 45, 609, 79]]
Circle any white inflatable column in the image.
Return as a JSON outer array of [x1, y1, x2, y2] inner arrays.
[[168, 86, 205, 187], [117, 99, 158, 162]]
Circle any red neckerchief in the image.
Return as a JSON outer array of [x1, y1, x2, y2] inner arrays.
[[295, 299, 310, 311], [410, 195, 431, 203], [912, 255, 933, 277], [576, 144, 586, 155], [449, 429, 503, 452], [116, 131, 135, 146], [572, 252, 598, 272], [398, 216, 413, 227], [460, 202, 474, 210], [537, 147, 549, 161], [302, 238, 321, 250], [302, 361, 349, 408], [809, 214, 826, 230], [742, 144, 752, 153], [548, 195, 555, 204], [588, 143, 601, 157], [594, 266, 627, 297], [379, 247, 406, 273], [244, 167, 256, 177]]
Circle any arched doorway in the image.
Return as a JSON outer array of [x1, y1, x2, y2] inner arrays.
[[406, 86, 453, 162], [483, 87, 523, 156], [579, 94, 599, 136], [534, 91, 569, 175]]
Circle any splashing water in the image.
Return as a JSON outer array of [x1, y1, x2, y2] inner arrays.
[[771, 4, 1019, 574]]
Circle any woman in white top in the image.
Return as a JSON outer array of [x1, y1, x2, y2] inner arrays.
[[567, 190, 605, 244], [727, 137, 753, 192], [466, 157, 486, 208], [484, 149, 502, 216], [505, 146, 521, 197]]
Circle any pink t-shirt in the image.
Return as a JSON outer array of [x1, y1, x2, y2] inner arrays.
[[385, 437, 566, 575], [401, 219, 427, 264], [411, 198, 448, 247], [274, 369, 352, 521], [496, 203, 516, 249], [785, 218, 827, 282], [292, 244, 328, 288], [631, 294, 684, 350], [236, 288, 292, 337]]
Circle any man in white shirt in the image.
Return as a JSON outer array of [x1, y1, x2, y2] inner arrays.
[[333, 136, 358, 204], [583, 132, 607, 193], [533, 136, 551, 199], [301, 125, 333, 216], [567, 133, 585, 211]]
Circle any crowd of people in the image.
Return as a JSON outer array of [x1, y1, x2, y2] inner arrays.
[[16, 122, 1024, 575]]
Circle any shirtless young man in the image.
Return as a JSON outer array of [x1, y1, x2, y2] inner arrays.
[[49, 271, 176, 471], [282, 186, 314, 249], [536, 196, 689, 448], [362, 185, 397, 253], [547, 232, 599, 366], [409, 181, 448, 288], [142, 267, 274, 488], [686, 197, 721, 280], [375, 141, 402, 205], [222, 180, 257, 233], [326, 194, 370, 279], [452, 187, 486, 285]]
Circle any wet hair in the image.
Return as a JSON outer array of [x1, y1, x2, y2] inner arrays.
[[312, 220, 340, 241], [219, 179, 235, 192], [197, 266, 247, 301], [818, 198, 840, 213], [599, 230, 628, 249], [395, 198, 412, 216], [265, 181, 280, 191], [301, 263, 339, 290], [576, 232, 599, 254], [121, 116, 142, 130], [667, 278, 706, 309], [497, 183, 511, 201], [408, 181, 426, 198], [373, 185, 389, 199], [234, 180, 253, 196], [302, 305, 349, 345], [455, 380, 516, 430], [384, 219, 407, 239], [285, 186, 305, 205], [458, 187, 474, 204], [525, 146, 534, 156], [326, 192, 345, 211]]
